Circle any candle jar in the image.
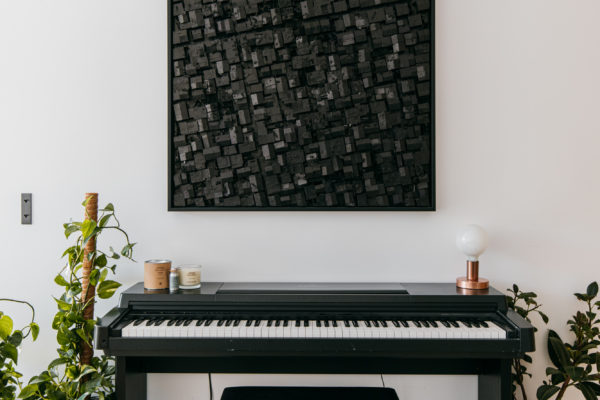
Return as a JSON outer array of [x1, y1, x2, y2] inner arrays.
[[144, 260, 171, 290], [176, 264, 202, 289]]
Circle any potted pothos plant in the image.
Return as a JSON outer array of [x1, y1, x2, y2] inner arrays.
[[20, 194, 135, 400], [0, 299, 38, 400]]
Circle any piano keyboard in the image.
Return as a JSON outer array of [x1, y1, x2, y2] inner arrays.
[[121, 318, 506, 339]]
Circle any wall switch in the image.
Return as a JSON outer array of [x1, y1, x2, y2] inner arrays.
[[21, 193, 32, 224]]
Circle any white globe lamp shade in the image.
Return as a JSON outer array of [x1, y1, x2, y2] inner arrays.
[[456, 225, 488, 262]]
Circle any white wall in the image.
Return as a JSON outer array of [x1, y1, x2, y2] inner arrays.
[[1, 1, 599, 399]]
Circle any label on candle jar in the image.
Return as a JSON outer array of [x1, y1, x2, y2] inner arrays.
[[177, 265, 202, 287]]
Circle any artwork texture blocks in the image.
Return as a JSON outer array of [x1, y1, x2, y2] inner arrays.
[[170, 0, 434, 210]]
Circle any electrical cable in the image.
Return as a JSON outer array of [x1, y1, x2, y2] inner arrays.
[[380, 374, 386, 388]]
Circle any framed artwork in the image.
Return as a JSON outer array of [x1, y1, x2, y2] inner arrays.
[[169, 0, 435, 210]]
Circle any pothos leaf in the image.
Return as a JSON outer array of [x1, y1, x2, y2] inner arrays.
[[97, 280, 121, 299], [30, 322, 39, 340], [0, 314, 14, 339]]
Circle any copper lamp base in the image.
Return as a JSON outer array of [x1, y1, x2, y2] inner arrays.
[[456, 261, 489, 290]]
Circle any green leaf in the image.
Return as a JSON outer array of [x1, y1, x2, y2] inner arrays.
[[53, 297, 71, 311], [513, 284, 519, 293], [96, 254, 107, 267], [0, 314, 14, 339], [97, 280, 121, 299], [81, 375, 103, 393], [3, 342, 18, 363], [18, 384, 38, 399], [576, 383, 597, 400], [587, 281, 598, 298], [89, 269, 100, 286], [54, 274, 69, 286], [538, 311, 549, 324], [64, 224, 80, 239], [47, 357, 69, 370], [99, 268, 108, 283], [536, 385, 560, 400], [101, 203, 114, 212], [8, 330, 23, 346], [81, 219, 97, 238], [547, 330, 567, 370], [564, 366, 584, 380], [98, 214, 111, 227], [28, 371, 52, 384], [120, 243, 136, 257]]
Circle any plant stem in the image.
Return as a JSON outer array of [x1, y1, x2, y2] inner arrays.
[[555, 378, 570, 400], [512, 359, 528, 400]]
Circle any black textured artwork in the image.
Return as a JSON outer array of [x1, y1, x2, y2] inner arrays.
[[169, 0, 434, 210]]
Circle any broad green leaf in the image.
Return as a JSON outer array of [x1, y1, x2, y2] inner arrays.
[[18, 384, 38, 399], [547, 330, 566, 370], [538, 311, 549, 324], [53, 297, 71, 311], [587, 281, 598, 298], [73, 365, 97, 382], [81, 219, 97, 238], [54, 274, 69, 286], [565, 366, 584, 380], [97, 280, 121, 299], [101, 203, 114, 212], [96, 254, 107, 268], [47, 357, 69, 370], [8, 330, 23, 346], [64, 224, 80, 239], [576, 383, 597, 400], [536, 385, 560, 400], [28, 371, 51, 384], [3, 342, 18, 362], [0, 314, 14, 339], [89, 269, 100, 286], [81, 375, 103, 393], [98, 214, 111, 227], [99, 268, 108, 283]]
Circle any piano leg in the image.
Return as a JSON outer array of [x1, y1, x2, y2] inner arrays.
[[478, 359, 511, 400], [116, 357, 147, 400]]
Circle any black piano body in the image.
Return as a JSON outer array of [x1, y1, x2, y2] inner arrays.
[[96, 282, 535, 400]]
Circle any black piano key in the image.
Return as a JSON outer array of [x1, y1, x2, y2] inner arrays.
[[429, 320, 438, 328], [471, 320, 481, 328], [246, 320, 253, 327], [323, 320, 329, 327], [275, 320, 281, 327], [344, 320, 350, 327], [225, 320, 233, 327], [352, 320, 359, 327], [480, 321, 489, 328], [254, 320, 261, 327], [441, 321, 450, 328], [267, 320, 274, 327], [399, 320, 409, 328], [371, 320, 379, 327], [204, 320, 214, 326], [332, 320, 338, 327], [412, 321, 422, 328], [379, 320, 388, 327], [183, 320, 193, 326], [295, 320, 301, 327], [364, 321, 371, 327], [421, 321, 430, 328], [133, 319, 145, 326], [316, 320, 321, 327], [449, 321, 459, 328], [233, 320, 241, 327], [145, 319, 156, 326], [196, 320, 205, 326], [217, 320, 226, 327], [304, 320, 309, 327], [167, 319, 177, 326], [283, 320, 289, 327], [461, 320, 472, 328], [392, 320, 400, 327], [175, 319, 185, 326]]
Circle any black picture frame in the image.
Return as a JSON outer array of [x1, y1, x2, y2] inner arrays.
[[168, 0, 435, 211]]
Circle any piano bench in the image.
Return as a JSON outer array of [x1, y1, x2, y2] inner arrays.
[[220, 386, 399, 400]]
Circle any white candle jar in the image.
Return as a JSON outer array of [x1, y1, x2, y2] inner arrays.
[[176, 264, 202, 289]]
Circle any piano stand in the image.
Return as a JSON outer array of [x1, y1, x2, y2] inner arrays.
[[115, 355, 513, 400]]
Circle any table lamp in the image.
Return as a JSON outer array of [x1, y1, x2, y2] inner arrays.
[[456, 224, 489, 290]]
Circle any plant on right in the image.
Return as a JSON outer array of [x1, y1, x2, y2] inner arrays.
[[537, 281, 600, 400]]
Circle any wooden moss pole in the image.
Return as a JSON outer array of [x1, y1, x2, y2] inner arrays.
[[80, 192, 98, 368]]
